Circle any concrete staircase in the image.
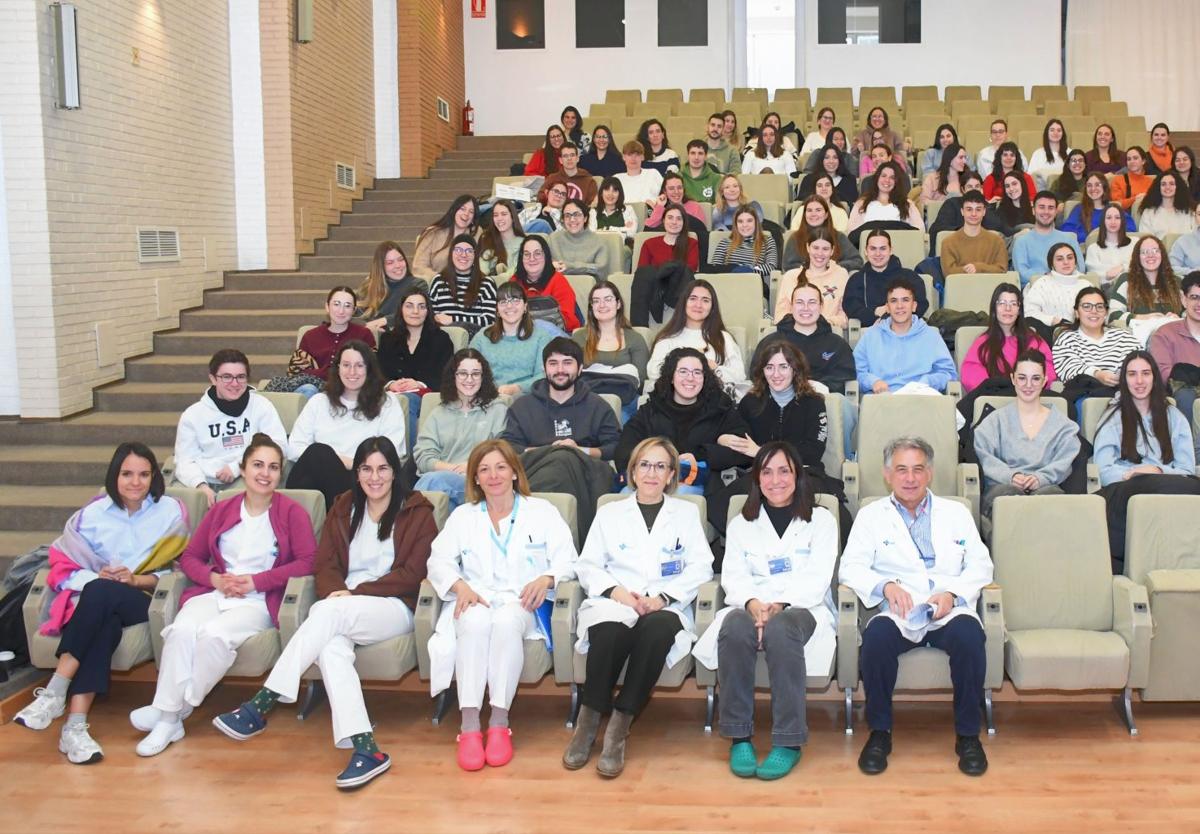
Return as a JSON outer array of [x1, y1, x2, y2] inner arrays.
[[0, 135, 538, 574]]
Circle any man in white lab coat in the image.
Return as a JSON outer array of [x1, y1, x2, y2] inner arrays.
[[839, 436, 993, 777]]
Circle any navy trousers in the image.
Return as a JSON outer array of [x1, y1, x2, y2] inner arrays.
[[860, 614, 986, 736], [57, 578, 151, 697]]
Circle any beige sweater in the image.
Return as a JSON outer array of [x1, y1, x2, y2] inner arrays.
[[940, 229, 1008, 276], [775, 263, 850, 326]]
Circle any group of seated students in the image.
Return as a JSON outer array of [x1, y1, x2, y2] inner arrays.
[[13, 101, 1200, 790]]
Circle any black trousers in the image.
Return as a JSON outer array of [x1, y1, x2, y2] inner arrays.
[[582, 610, 682, 715], [1098, 474, 1200, 573], [56, 579, 151, 697], [286, 443, 355, 509], [860, 615, 986, 737]]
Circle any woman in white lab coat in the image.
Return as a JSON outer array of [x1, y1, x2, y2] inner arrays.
[[426, 439, 577, 772], [562, 437, 714, 778], [692, 441, 838, 781]]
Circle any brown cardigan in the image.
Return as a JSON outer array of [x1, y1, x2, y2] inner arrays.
[[313, 490, 437, 610]]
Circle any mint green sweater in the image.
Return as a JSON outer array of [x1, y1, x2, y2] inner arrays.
[[469, 325, 556, 392], [413, 399, 509, 473]]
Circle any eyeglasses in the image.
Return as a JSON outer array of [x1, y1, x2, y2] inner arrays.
[[215, 374, 248, 383], [522, 250, 545, 260], [563, 211, 585, 219], [357, 464, 392, 477], [497, 297, 525, 307], [455, 370, 483, 380], [1078, 302, 1107, 312], [674, 367, 705, 379], [549, 190, 568, 198], [452, 246, 475, 256], [636, 460, 670, 474], [591, 296, 616, 306]]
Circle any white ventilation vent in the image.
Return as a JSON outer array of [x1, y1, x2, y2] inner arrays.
[[137, 228, 181, 263], [437, 97, 450, 123], [336, 162, 356, 190]]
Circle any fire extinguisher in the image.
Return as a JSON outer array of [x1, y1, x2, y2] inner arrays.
[[462, 101, 475, 136]]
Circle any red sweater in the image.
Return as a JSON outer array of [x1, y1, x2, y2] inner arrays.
[[524, 148, 560, 177], [982, 172, 1036, 203], [637, 235, 700, 271], [520, 272, 581, 330], [297, 323, 376, 377]]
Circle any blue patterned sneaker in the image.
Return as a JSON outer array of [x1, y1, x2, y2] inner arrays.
[[212, 703, 266, 741], [336, 751, 391, 789]]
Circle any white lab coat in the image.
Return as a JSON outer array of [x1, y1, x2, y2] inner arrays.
[[574, 495, 714, 668], [838, 491, 992, 642], [425, 495, 578, 695], [692, 506, 838, 674]]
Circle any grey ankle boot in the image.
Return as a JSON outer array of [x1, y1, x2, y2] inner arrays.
[[562, 705, 602, 770], [596, 709, 634, 778]]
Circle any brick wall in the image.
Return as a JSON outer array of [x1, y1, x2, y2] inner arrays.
[[398, 0, 464, 176], [33, 1, 239, 417]]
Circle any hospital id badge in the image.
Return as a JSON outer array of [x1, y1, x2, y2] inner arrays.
[[767, 557, 792, 575], [660, 559, 683, 577]]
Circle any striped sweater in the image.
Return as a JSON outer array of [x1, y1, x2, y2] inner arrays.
[[429, 272, 498, 333], [1051, 327, 1142, 381], [712, 236, 779, 288]]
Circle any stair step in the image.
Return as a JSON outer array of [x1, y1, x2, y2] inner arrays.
[[154, 330, 297, 355], [223, 272, 359, 291], [457, 135, 543, 151], [0, 412, 180, 446], [202, 288, 329, 309], [299, 255, 378, 273], [0, 445, 172, 485], [95, 382, 225, 413], [0, 485, 110, 531], [326, 225, 427, 242], [0, 531, 59, 561], [125, 354, 287, 382], [180, 308, 322, 332]]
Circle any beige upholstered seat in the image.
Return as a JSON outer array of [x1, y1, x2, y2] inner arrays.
[[1124, 494, 1200, 701], [990, 494, 1150, 733]]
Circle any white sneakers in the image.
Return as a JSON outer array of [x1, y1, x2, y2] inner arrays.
[[136, 720, 185, 757], [59, 722, 104, 764], [129, 703, 193, 733], [13, 688, 66, 731]]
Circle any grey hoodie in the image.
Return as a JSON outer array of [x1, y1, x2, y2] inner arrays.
[[500, 378, 621, 460]]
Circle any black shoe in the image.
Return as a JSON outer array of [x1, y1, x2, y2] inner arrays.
[[857, 729, 892, 775], [956, 734, 988, 776]]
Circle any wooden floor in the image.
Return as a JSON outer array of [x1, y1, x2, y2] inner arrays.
[[1, 682, 1199, 833]]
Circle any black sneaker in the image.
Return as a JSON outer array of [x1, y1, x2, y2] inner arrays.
[[858, 729, 892, 775], [956, 734, 987, 776]]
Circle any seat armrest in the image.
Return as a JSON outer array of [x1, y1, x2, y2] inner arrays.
[[149, 572, 192, 665], [279, 576, 317, 647], [957, 462, 981, 528], [845, 380, 859, 408], [552, 579, 585, 684], [694, 578, 724, 639], [836, 584, 861, 691], [978, 584, 1005, 690], [847, 318, 862, 347], [415, 579, 443, 681], [946, 380, 963, 402], [842, 460, 860, 516], [1086, 462, 1100, 493], [1112, 575, 1152, 690], [22, 568, 54, 649]]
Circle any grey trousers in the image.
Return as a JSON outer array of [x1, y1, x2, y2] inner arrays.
[[716, 606, 816, 747]]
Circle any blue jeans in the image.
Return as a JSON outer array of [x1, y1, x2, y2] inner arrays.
[[294, 383, 320, 400], [1172, 386, 1200, 461], [413, 470, 467, 510], [398, 391, 422, 450], [620, 398, 637, 425], [841, 396, 858, 461]]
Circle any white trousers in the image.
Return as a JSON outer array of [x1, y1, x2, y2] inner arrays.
[[453, 601, 534, 711], [264, 595, 412, 746], [152, 593, 272, 713]]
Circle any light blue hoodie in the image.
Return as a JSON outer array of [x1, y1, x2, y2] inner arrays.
[[853, 315, 958, 392]]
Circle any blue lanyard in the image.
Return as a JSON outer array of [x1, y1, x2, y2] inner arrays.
[[485, 494, 520, 558]]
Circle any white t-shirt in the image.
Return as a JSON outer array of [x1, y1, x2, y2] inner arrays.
[[216, 504, 276, 610], [345, 514, 395, 590], [615, 170, 664, 205]]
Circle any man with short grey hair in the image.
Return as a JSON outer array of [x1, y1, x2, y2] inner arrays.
[[839, 436, 994, 777]]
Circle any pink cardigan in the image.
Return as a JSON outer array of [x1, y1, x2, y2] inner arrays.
[[961, 332, 1058, 393], [178, 493, 317, 625]]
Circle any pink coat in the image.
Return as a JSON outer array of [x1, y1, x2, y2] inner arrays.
[[178, 493, 317, 625], [961, 332, 1058, 393]]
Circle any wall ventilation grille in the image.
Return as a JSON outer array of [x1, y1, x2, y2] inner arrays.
[[336, 162, 356, 190], [137, 228, 180, 263]]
